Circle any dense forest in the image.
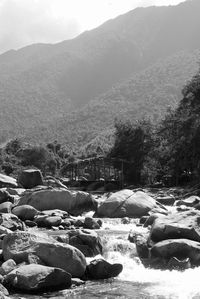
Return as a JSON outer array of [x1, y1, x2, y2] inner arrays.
[[1, 67, 200, 187]]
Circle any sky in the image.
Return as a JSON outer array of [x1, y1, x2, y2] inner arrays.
[[0, 0, 186, 54]]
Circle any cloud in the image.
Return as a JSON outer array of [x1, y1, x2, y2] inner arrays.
[[0, 0, 80, 53], [0, 0, 185, 54]]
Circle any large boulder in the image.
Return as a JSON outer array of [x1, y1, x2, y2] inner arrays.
[[151, 238, 200, 267], [0, 174, 17, 188], [4, 264, 71, 293], [12, 205, 38, 221], [149, 210, 200, 243], [18, 169, 44, 189], [2, 232, 86, 278], [17, 188, 97, 216], [97, 190, 166, 218]]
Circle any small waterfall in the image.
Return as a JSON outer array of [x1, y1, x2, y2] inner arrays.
[[99, 219, 200, 299]]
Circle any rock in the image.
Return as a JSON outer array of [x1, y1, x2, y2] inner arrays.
[[156, 196, 175, 206], [149, 210, 200, 243], [41, 209, 69, 218], [0, 284, 9, 296], [83, 217, 100, 229], [24, 220, 37, 227], [0, 259, 16, 275], [4, 264, 71, 293], [0, 202, 12, 213], [69, 229, 103, 257], [176, 196, 200, 207], [150, 238, 200, 266], [12, 205, 38, 221], [35, 215, 62, 228], [86, 258, 123, 279], [144, 213, 166, 228], [17, 188, 97, 216], [0, 226, 12, 235], [3, 232, 86, 277], [0, 190, 14, 204], [128, 232, 149, 259], [71, 278, 85, 287], [18, 169, 44, 189], [167, 256, 191, 271], [121, 217, 131, 224], [97, 190, 166, 218], [0, 174, 18, 188], [0, 214, 23, 231]]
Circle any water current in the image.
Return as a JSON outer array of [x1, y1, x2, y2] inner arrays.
[[11, 218, 200, 299]]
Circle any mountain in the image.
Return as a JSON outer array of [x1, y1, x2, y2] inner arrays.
[[0, 0, 200, 145]]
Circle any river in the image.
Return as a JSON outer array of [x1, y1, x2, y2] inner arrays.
[[10, 217, 200, 299]]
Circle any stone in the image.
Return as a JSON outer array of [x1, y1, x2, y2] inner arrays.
[[0, 214, 23, 231], [35, 215, 62, 228], [4, 264, 71, 293], [17, 188, 97, 216], [150, 238, 200, 267], [69, 229, 103, 257], [2, 232, 86, 278], [149, 210, 200, 243], [0, 284, 9, 296], [176, 196, 200, 207], [0, 190, 14, 205], [0, 259, 16, 275], [0, 174, 18, 188], [156, 196, 175, 206], [17, 169, 44, 189], [144, 213, 166, 228], [83, 217, 100, 229], [0, 202, 12, 213], [97, 190, 166, 218], [86, 259, 123, 279], [71, 278, 85, 287], [128, 232, 149, 259], [12, 205, 38, 221], [24, 220, 37, 227]]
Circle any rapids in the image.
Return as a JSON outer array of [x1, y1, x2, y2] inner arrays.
[[10, 218, 200, 299]]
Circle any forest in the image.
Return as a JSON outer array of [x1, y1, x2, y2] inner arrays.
[[1, 67, 200, 187]]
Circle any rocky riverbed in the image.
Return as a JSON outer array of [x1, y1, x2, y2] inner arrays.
[[0, 169, 200, 298]]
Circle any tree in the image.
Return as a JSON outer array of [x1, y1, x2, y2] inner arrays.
[[109, 119, 153, 184]]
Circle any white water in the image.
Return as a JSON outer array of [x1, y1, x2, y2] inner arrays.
[[100, 219, 200, 299]]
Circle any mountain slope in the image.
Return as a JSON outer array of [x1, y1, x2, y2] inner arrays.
[[0, 0, 200, 143]]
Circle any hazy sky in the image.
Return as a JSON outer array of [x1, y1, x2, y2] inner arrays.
[[0, 0, 185, 54]]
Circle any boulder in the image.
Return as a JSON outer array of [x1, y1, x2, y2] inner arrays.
[[149, 210, 200, 243], [69, 229, 103, 257], [86, 258, 123, 279], [3, 232, 86, 277], [176, 196, 200, 207], [17, 169, 44, 189], [0, 259, 16, 275], [12, 205, 38, 221], [0, 214, 23, 231], [0, 190, 14, 204], [0, 174, 18, 188], [0, 202, 12, 213], [35, 215, 62, 228], [150, 238, 200, 266], [17, 188, 97, 216], [97, 190, 166, 218], [4, 264, 71, 293], [83, 217, 100, 229]]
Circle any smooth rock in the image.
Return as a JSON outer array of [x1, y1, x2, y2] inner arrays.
[[0, 202, 12, 213], [12, 205, 38, 221], [4, 264, 71, 292], [0, 174, 18, 188], [97, 190, 166, 218], [3, 232, 86, 277], [17, 188, 97, 216], [18, 169, 44, 189]]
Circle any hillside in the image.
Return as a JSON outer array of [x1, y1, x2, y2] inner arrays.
[[23, 49, 200, 153], [0, 0, 200, 144]]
